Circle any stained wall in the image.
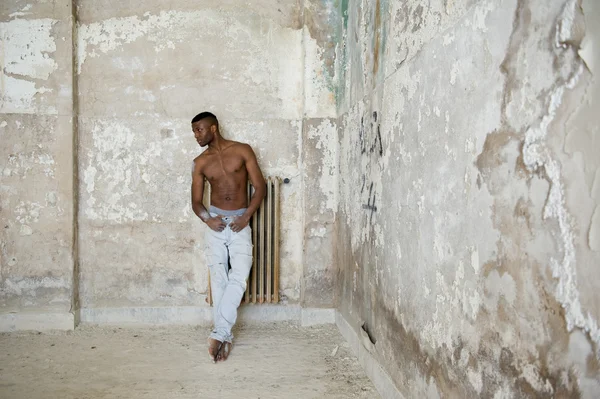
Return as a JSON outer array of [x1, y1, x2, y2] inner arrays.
[[335, 0, 600, 397]]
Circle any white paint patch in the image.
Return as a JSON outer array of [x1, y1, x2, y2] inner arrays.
[[450, 61, 460, 85], [485, 270, 517, 307], [83, 121, 149, 223], [306, 119, 338, 213], [493, 385, 514, 399], [310, 226, 327, 237], [7, 149, 56, 179], [556, 0, 578, 49], [19, 225, 33, 236], [9, 4, 32, 18], [0, 18, 58, 113], [443, 32, 455, 46], [465, 138, 476, 153], [590, 206, 600, 251], [519, 364, 554, 394], [467, 369, 483, 394], [14, 201, 42, 225], [470, 247, 480, 273], [470, 1, 493, 33]]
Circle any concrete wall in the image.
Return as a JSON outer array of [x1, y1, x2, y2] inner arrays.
[[335, 0, 600, 397], [2, 0, 339, 327], [75, 0, 308, 312], [0, 1, 75, 330]]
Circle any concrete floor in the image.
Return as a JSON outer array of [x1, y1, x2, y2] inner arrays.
[[0, 322, 378, 399]]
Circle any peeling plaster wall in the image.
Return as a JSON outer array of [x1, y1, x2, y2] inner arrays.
[[335, 0, 600, 397], [1, 0, 340, 323], [0, 1, 75, 323], [301, 0, 339, 307], [75, 0, 339, 310]]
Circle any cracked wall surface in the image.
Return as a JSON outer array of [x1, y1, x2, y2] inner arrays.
[[335, 0, 600, 397], [0, 1, 75, 324]]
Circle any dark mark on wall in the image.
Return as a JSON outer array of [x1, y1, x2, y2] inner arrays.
[[362, 182, 378, 223], [359, 111, 384, 157], [359, 117, 366, 154], [358, 109, 385, 221], [373, 125, 383, 156], [412, 4, 424, 33]]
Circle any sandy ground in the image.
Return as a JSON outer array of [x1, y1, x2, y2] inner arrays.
[[0, 322, 378, 399]]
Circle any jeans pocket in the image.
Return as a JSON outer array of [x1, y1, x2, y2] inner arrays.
[[241, 243, 253, 257], [204, 246, 216, 266]]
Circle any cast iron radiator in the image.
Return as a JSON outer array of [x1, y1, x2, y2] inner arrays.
[[207, 177, 281, 305]]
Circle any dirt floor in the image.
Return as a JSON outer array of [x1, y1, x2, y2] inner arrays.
[[0, 322, 378, 399]]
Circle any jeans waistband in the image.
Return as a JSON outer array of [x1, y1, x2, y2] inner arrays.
[[209, 206, 247, 217]]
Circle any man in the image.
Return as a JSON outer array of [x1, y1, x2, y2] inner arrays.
[[190, 112, 266, 363]]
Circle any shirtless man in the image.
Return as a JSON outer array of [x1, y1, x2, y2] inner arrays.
[[190, 112, 266, 363]]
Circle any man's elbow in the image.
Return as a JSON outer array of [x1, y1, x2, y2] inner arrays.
[[191, 199, 203, 211], [258, 183, 267, 199]]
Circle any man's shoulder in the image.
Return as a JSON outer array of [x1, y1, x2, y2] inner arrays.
[[227, 140, 252, 150], [193, 151, 211, 168], [227, 141, 254, 156]]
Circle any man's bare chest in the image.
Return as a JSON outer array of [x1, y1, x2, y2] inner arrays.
[[203, 154, 245, 180]]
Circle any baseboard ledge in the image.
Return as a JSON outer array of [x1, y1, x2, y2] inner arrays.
[[0, 306, 336, 331], [301, 307, 335, 326], [78, 305, 336, 326], [335, 311, 404, 399], [0, 312, 74, 332]]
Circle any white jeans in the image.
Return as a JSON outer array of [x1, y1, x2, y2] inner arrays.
[[204, 206, 253, 343]]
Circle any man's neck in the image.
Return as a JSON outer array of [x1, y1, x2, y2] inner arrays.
[[208, 134, 227, 152]]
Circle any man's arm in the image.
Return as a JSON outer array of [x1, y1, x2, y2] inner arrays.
[[191, 158, 226, 231], [191, 159, 211, 222], [230, 144, 266, 232]]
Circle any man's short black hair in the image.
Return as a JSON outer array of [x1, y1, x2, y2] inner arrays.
[[191, 112, 218, 126]]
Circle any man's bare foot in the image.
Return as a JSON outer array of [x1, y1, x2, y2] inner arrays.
[[208, 338, 222, 363], [218, 342, 232, 362]]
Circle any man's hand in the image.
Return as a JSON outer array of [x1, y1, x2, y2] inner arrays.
[[230, 215, 250, 233], [206, 215, 226, 232]]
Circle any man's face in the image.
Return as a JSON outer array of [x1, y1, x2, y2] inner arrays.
[[192, 120, 214, 147]]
